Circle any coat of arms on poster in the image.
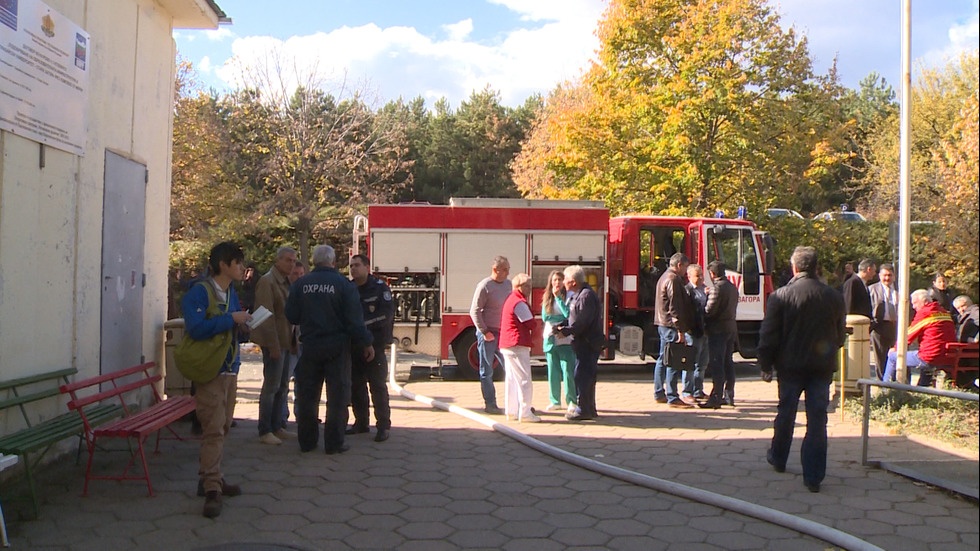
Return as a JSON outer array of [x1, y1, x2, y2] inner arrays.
[[0, 0, 90, 156]]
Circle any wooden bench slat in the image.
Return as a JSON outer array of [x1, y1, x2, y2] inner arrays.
[[59, 362, 155, 394], [96, 397, 196, 438], [64, 375, 161, 411], [0, 387, 63, 411], [0, 368, 77, 391]]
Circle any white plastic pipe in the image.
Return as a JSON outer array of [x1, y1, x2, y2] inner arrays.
[[388, 345, 884, 551]]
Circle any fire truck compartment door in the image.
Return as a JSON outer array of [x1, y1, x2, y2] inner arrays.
[[445, 233, 527, 312], [371, 231, 441, 273], [532, 232, 606, 262]]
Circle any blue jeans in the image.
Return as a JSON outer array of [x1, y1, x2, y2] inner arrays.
[[258, 347, 290, 436], [653, 326, 681, 401], [883, 349, 939, 386], [768, 374, 832, 486], [682, 334, 709, 397], [476, 329, 501, 408], [279, 345, 301, 429]]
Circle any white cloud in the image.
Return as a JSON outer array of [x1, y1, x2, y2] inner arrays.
[[205, 27, 234, 41], [443, 19, 474, 41], [198, 56, 212, 74], [215, 2, 607, 107]]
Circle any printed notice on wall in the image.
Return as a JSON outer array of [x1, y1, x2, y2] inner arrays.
[[0, 0, 90, 156]]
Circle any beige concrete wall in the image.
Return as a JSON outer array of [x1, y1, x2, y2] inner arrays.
[[0, 0, 217, 433]]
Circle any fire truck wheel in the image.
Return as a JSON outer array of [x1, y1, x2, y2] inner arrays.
[[452, 330, 504, 381]]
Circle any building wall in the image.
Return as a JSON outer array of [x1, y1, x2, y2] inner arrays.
[[0, 0, 217, 433]]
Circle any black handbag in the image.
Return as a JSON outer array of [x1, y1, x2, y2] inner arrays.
[[663, 341, 696, 371]]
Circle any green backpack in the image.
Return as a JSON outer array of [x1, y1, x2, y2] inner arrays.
[[174, 281, 236, 384]]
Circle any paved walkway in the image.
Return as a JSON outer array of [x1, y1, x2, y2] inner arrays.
[[1, 357, 977, 550]]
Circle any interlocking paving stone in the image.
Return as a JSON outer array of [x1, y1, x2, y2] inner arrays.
[[2, 359, 976, 550]]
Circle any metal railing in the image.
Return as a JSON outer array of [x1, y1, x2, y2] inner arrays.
[[857, 377, 978, 466]]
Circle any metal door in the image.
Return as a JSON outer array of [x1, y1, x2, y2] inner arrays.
[[100, 151, 146, 375]]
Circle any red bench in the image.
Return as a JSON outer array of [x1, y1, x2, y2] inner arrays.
[[939, 342, 979, 389], [60, 362, 196, 496]]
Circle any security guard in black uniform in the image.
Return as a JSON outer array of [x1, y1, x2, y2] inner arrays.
[[286, 245, 373, 454], [346, 254, 395, 442]]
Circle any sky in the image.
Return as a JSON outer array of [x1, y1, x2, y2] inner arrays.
[[173, 0, 980, 108]]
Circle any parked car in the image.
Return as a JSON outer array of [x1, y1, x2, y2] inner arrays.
[[766, 208, 804, 219], [813, 210, 867, 222]]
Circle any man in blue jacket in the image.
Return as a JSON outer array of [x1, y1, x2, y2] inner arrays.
[[182, 241, 252, 518], [286, 245, 374, 454]]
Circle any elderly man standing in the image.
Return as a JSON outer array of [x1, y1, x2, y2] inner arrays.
[[253, 246, 297, 445], [653, 253, 695, 408], [557, 265, 604, 421], [286, 245, 374, 454], [469, 256, 512, 414], [499, 273, 540, 423], [760, 246, 846, 493]]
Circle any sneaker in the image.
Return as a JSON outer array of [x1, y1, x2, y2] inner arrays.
[[258, 432, 282, 445], [567, 403, 578, 414], [202, 491, 222, 518], [274, 428, 296, 439], [520, 413, 542, 423]]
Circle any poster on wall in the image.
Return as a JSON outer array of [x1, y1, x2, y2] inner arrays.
[[0, 0, 90, 156]]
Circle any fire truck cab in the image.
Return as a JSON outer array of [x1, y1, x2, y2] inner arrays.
[[607, 216, 774, 359]]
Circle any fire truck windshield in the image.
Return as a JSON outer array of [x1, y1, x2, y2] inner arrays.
[[705, 227, 761, 295]]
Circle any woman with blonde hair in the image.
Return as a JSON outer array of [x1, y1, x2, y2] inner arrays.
[[542, 270, 576, 414]]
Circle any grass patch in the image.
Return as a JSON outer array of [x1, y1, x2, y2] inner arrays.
[[844, 388, 979, 453]]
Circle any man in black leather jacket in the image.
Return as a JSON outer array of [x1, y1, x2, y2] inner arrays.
[[699, 261, 739, 409], [759, 246, 845, 493]]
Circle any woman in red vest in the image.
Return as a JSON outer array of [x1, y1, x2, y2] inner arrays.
[[499, 273, 540, 422]]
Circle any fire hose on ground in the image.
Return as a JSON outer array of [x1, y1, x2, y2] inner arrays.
[[387, 344, 884, 551]]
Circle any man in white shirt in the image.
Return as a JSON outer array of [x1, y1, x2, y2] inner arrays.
[[868, 263, 898, 380]]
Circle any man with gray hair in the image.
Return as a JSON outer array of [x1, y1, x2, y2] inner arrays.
[[759, 246, 845, 493], [953, 295, 979, 343], [556, 265, 604, 420], [286, 245, 374, 454], [882, 289, 955, 385], [469, 256, 511, 414], [252, 246, 297, 445]]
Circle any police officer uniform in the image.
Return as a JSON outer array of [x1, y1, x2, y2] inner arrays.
[[349, 274, 395, 441]]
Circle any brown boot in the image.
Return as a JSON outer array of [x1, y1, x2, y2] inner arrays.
[[197, 478, 242, 497], [202, 491, 222, 518]]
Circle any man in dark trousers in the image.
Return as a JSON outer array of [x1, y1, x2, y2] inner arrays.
[[346, 254, 395, 442], [841, 258, 874, 318], [759, 246, 845, 493], [286, 245, 374, 454], [699, 261, 739, 409], [557, 265, 604, 421], [868, 263, 898, 379]]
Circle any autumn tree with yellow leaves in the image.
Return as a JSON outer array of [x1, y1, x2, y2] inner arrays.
[[513, 0, 852, 217]]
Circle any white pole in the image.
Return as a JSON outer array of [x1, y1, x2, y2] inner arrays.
[[895, 0, 913, 383]]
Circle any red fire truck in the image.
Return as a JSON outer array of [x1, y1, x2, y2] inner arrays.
[[353, 198, 773, 379]]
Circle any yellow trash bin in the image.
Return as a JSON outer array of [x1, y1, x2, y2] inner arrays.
[[838, 315, 872, 395]]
